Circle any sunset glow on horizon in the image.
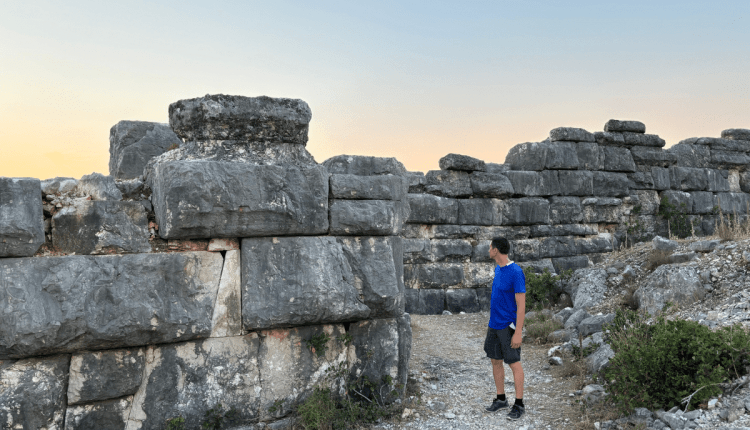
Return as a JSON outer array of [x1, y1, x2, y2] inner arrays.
[[1, 1, 748, 179]]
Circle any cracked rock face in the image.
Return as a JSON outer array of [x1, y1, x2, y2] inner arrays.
[[0, 355, 69, 430], [109, 121, 182, 180], [0, 177, 45, 257]]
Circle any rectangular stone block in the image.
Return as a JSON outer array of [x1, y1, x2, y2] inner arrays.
[[651, 167, 671, 190], [602, 146, 636, 172], [404, 289, 420, 314], [469, 172, 514, 198], [418, 289, 446, 314], [476, 287, 491, 311], [51, 200, 150, 255], [431, 239, 473, 263], [502, 198, 550, 225], [631, 190, 661, 215], [529, 224, 598, 237], [550, 127, 595, 142], [68, 348, 145, 405], [660, 190, 691, 210], [149, 160, 329, 239], [66, 397, 133, 430], [458, 198, 503, 226], [691, 191, 716, 215], [575, 234, 614, 254], [714, 193, 750, 214], [540, 236, 577, 258], [575, 142, 603, 170], [622, 133, 666, 147], [329, 200, 407, 235], [592, 171, 630, 197], [604, 120, 646, 133], [0, 251, 223, 359], [509, 238, 540, 262], [403, 238, 432, 264], [0, 356, 69, 430], [629, 146, 676, 167], [669, 167, 708, 191], [109, 121, 182, 180], [440, 154, 486, 172], [475, 226, 531, 240], [551, 256, 590, 274], [721, 129, 750, 141], [711, 150, 750, 169], [627, 171, 655, 190], [425, 170, 472, 197], [429, 224, 480, 238], [706, 169, 731, 192], [241, 237, 370, 330], [505, 170, 560, 196], [323, 155, 407, 176], [668, 141, 710, 168], [464, 263, 494, 287], [517, 259, 555, 274], [329, 174, 407, 200], [549, 196, 583, 224], [404, 263, 463, 289], [558, 170, 593, 196], [545, 142, 579, 169], [211, 250, 242, 338], [695, 137, 750, 152], [471, 241, 492, 263], [406, 194, 459, 224], [0, 177, 45, 257], [446, 289, 480, 313], [582, 197, 625, 223], [505, 142, 548, 171]]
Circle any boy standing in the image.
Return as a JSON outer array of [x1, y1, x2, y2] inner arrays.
[[484, 237, 526, 420]]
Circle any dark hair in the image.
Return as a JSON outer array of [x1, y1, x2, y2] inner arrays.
[[490, 237, 510, 255]]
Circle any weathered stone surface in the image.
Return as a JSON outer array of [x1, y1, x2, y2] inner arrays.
[[549, 127, 595, 142], [564, 308, 591, 331], [652, 235, 678, 251], [476, 287, 491, 311], [631, 190, 660, 215], [660, 190, 691, 210], [439, 153, 486, 172], [530, 224, 597, 237], [337, 236, 403, 319], [463, 263, 494, 287], [691, 191, 716, 214], [404, 289, 420, 314], [578, 314, 615, 336], [596, 132, 665, 148], [668, 141, 711, 168], [405, 194, 459, 224], [68, 348, 145, 405], [545, 142, 579, 169], [446, 289, 480, 313], [471, 241, 492, 263], [629, 146, 676, 167], [469, 172, 514, 198], [0, 355, 69, 430], [76, 173, 123, 201], [502, 198, 550, 225], [517, 258, 555, 274], [549, 196, 583, 224], [403, 238, 432, 264], [509, 238, 540, 262], [504, 170, 560, 196], [689, 239, 720, 252], [474, 226, 531, 240], [627, 171, 655, 189], [651, 167, 671, 190], [330, 174, 407, 201], [406, 171, 426, 193], [594, 131, 624, 146], [0, 177, 45, 257], [602, 146, 637, 172], [404, 263, 463, 289], [505, 142, 548, 171], [714, 192, 750, 214], [431, 239, 473, 263], [407, 289, 446, 314], [706, 169, 731, 192], [323, 155, 407, 176], [739, 171, 750, 193], [211, 249, 243, 337], [207, 237, 240, 251], [565, 268, 608, 309], [150, 160, 329, 239], [51, 200, 150, 255], [0, 252, 223, 359], [592, 171, 629, 197], [128, 335, 261, 428], [558, 170, 593, 196], [575, 234, 614, 254], [539, 236, 577, 258], [485, 163, 510, 174], [551, 255, 590, 274], [634, 264, 706, 315], [109, 121, 182, 180], [458, 199, 503, 226], [169, 94, 311, 143], [65, 397, 132, 430], [669, 166, 708, 191], [329, 200, 408, 235], [575, 142, 603, 170], [587, 344, 614, 374], [582, 197, 624, 223], [722, 128, 750, 141], [604, 120, 645, 133], [695, 137, 750, 152], [41, 176, 78, 195], [711, 150, 750, 169], [241, 237, 370, 329], [424, 170, 472, 197]]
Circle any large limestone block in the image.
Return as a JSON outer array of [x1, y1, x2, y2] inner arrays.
[[551, 255, 590, 274], [76, 173, 123, 201], [549, 196, 583, 224], [691, 191, 716, 214], [323, 155, 407, 176], [502, 198, 550, 225], [337, 236, 403, 319], [329, 200, 408, 235], [65, 398, 132, 430], [169, 94, 311, 143], [0, 251, 223, 359], [464, 263, 494, 287], [602, 146, 637, 172], [68, 348, 145, 405], [693, 136, 750, 152], [722, 128, 750, 140], [711, 150, 750, 169], [109, 121, 182, 180], [505, 170, 560, 196], [575, 234, 614, 254], [446, 289, 480, 313], [668, 142, 711, 168], [714, 192, 750, 214], [404, 263, 464, 289], [558, 170, 594, 196], [0, 355, 69, 430], [545, 142, 580, 169], [424, 170, 472, 197], [0, 177, 44, 257], [539, 236, 577, 258], [530, 224, 598, 237], [469, 172, 514, 198], [549, 127, 595, 142], [575, 142, 603, 170], [241, 237, 370, 330], [329, 174, 407, 200], [595, 132, 665, 148], [629, 146, 676, 167], [634, 265, 706, 315], [439, 153, 486, 172], [565, 268, 608, 309], [509, 238, 541, 261], [458, 198, 503, 226], [405, 194, 459, 224], [403, 238, 432, 264], [505, 142, 548, 171], [150, 160, 329, 239], [582, 197, 624, 223], [706, 169, 731, 192], [604, 120, 645, 133], [51, 200, 150, 255], [259, 325, 351, 420], [592, 171, 630, 197], [669, 166, 708, 191], [430, 239, 473, 263], [127, 335, 261, 429], [211, 249, 243, 337]]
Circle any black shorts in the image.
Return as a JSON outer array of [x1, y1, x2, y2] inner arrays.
[[484, 326, 521, 364]]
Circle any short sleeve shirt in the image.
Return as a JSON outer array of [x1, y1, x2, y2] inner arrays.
[[489, 262, 526, 330]]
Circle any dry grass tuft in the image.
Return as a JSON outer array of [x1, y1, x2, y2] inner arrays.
[[644, 249, 672, 272], [524, 312, 563, 344]]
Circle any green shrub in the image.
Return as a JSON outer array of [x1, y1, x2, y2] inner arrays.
[[164, 417, 185, 430], [604, 310, 750, 413], [523, 267, 572, 311], [524, 312, 563, 343]]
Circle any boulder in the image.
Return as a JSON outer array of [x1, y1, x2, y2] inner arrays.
[[51, 200, 150, 255], [438, 154, 486, 172], [602, 146, 636, 172], [323, 155, 407, 176], [169, 94, 311, 143], [564, 308, 591, 331], [565, 268, 608, 309], [68, 348, 145, 405], [549, 196, 583, 224], [722, 128, 750, 140], [545, 142, 580, 169], [652, 235, 678, 251], [329, 200, 408, 235], [0, 355, 69, 430], [76, 173, 123, 201], [549, 127, 595, 142], [557, 170, 594, 196], [575, 142, 603, 170], [547, 329, 571, 343], [504, 170, 560, 196], [592, 171, 630, 197], [404, 263, 464, 289], [0, 251, 223, 359], [405, 194, 459, 224], [578, 314, 615, 336], [505, 142, 548, 171], [669, 166, 708, 191], [241, 237, 370, 330], [0, 177, 45, 257], [329, 174, 407, 200], [109, 121, 182, 180], [554, 307, 575, 325], [446, 289, 480, 313], [604, 120, 646, 133], [634, 264, 706, 315], [502, 198, 550, 225], [689, 239, 720, 253], [424, 170, 472, 197], [469, 172, 514, 198], [149, 160, 329, 239], [457, 199, 503, 226]]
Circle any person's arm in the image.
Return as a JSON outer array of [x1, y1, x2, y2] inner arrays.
[[511, 293, 525, 348]]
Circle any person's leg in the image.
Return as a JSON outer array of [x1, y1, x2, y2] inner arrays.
[[508, 361, 524, 399], [491, 358, 505, 395]]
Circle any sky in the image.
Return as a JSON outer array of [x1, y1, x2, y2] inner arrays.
[[1, 0, 748, 179]]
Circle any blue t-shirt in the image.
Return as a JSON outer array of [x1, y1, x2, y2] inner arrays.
[[489, 262, 526, 330]]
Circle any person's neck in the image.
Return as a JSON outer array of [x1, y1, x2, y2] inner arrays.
[[495, 255, 510, 267]]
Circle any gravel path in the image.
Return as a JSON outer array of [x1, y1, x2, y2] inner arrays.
[[372, 312, 593, 430]]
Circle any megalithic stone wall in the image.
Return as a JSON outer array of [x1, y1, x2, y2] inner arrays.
[[402, 122, 750, 314], [0, 95, 411, 429]]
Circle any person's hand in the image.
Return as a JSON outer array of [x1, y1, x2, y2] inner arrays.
[[511, 332, 522, 349]]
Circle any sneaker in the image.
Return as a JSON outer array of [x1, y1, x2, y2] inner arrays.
[[507, 404, 525, 420], [485, 398, 508, 412]]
